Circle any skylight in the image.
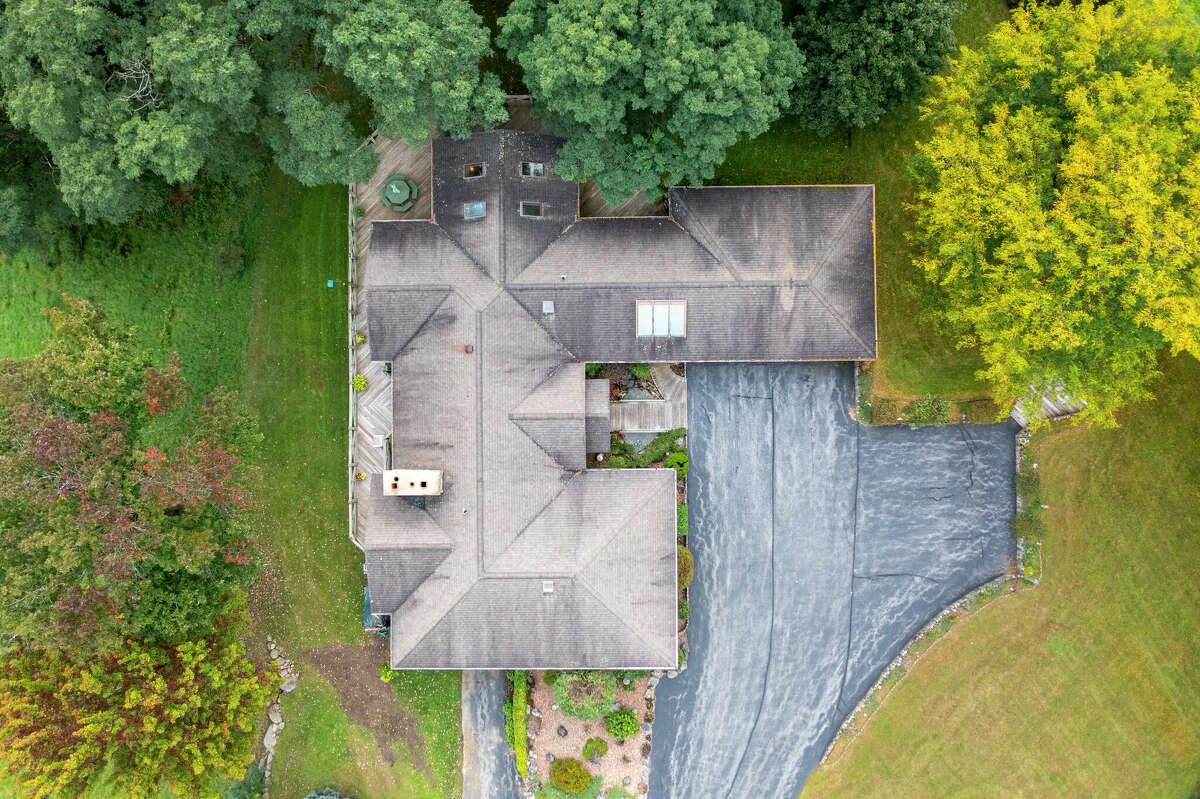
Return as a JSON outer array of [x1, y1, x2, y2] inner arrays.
[[520, 161, 544, 177], [463, 201, 486, 219], [520, 201, 543, 218], [464, 162, 485, 179], [636, 300, 687, 338]]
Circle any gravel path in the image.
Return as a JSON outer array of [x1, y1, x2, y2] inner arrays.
[[650, 363, 1016, 798]]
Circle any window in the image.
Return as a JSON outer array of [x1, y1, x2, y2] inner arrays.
[[520, 201, 543, 218], [463, 201, 486, 219], [520, 161, 544, 177], [463, 163, 485, 179], [636, 300, 686, 339]]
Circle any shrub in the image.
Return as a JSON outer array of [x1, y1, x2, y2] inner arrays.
[[678, 545, 694, 590], [855, 369, 874, 424], [222, 764, 264, 799], [582, 736, 608, 760], [678, 599, 690, 621], [549, 757, 591, 794], [641, 427, 685, 463], [354, 206, 365, 217], [585, 363, 603, 378], [604, 707, 639, 741], [629, 363, 652, 381], [664, 451, 688, 478], [873, 397, 904, 423], [677, 504, 688, 538], [355, 333, 366, 344], [611, 669, 648, 683], [552, 671, 616, 720], [907, 397, 951, 426], [505, 670, 528, 778], [352, 374, 367, 391], [538, 776, 604, 799], [543, 670, 558, 686]]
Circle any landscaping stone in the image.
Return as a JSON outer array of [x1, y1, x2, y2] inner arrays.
[[623, 777, 632, 786], [556, 726, 567, 737], [527, 715, 541, 736], [267, 703, 283, 725], [280, 674, 298, 693], [546, 753, 555, 762], [263, 725, 278, 750]]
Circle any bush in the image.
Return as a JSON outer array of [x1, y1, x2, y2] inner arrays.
[[581, 736, 608, 760], [505, 670, 528, 778], [855, 368, 874, 424], [604, 707, 639, 741], [585, 362, 603, 378], [222, 764, 264, 799], [678, 599, 690, 621], [537, 776, 604, 799], [352, 374, 367, 391], [552, 671, 616, 720], [549, 757, 592, 794], [664, 451, 688, 478], [641, 427, 686, 463], [677, 504, 688, 538], [611, 669, 648, 683], [629, 363, 652, 381], [678, 545, 694, 590], [543, 670, 558, 686], [907, 397, 951, 426]]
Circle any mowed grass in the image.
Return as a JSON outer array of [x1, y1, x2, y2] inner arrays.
[[241, 172, 462, 799], [803, 354, 1200, 798], [715, 0, 1009, 399], [270, 667, 461, 799]]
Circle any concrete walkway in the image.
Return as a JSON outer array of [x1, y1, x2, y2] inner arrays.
[[650, 363, 1017, 798], [461, 671, 521, 799], [610, 364, 687, 432]]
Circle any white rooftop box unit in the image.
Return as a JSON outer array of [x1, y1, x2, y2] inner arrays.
[[383, 469, 444, 497]]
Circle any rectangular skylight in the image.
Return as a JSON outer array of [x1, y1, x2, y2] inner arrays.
[[464, 162, 485, 179], [636, 300, 687, 338], [520, 201, 544, 218], [463, 201, 486, 219], [520, 161, 544, 177]]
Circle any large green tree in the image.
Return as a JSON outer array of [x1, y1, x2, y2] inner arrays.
[[498, 0, 802, 202], [909, 0, 1200, 426], [0, 296, 262, 652], [0, 0, 505, 236], [789, 0, 962, 136], [0, 624, 273, 799]]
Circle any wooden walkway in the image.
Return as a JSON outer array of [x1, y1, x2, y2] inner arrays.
[[610, 364, 687, 432]]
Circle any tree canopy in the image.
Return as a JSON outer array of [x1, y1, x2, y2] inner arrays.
[[498, 0, 802, 202], [0, 627, 273, 799], [789, 0, 962, 136], [908, 0, 1200, 426], [0, 296, 262, 652], [0, 0, 504, 238]]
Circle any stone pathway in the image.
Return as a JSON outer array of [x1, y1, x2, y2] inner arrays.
[[610, 365, 687, 432], [260, 635, 299, 799]]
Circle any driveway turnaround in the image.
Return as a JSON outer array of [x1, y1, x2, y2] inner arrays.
[[651, 363, 1017, 799]]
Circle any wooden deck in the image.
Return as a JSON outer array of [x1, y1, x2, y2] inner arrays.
[[610, 364, 688, 432]]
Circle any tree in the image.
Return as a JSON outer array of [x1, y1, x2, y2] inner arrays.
[[0, 0, 505, 237], [908, 0, 1200, 426], [788, 0, 962, 136], [0, 296, 261, 652], [498, 0, 802, 202], [0, 622, 274, 799]]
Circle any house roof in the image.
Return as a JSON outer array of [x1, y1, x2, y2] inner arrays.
[[360, 130, 877, 669]]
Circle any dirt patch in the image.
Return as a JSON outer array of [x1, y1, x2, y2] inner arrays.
[[302, 640, 428, 773]]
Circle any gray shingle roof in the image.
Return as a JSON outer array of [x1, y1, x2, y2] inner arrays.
[[359, 131, 877, 669]]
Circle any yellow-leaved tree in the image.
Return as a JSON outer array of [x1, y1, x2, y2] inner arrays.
[[909, 0, 1200, 426]]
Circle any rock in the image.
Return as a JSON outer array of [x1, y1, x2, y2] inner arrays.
[[640, 742, 652, 758], [267, 703, 283, 725], [530, 707, 542, 718], [644, 688, 655, 701], [556, 725, 567, 737], [639, 783, 649, 794], [263, 726, 278, 750], [527, 715, 541, 735], [528, 761, 537, 775], [647, 676, 659, 688], [640, 722, 651, 734], [623, 678, 631, 686], [551, 703, 559, 711], [623, 777, 632, 787], [281, 674, 298, 693], [269, 647, 280, 660], [546, 753, 555, 762]]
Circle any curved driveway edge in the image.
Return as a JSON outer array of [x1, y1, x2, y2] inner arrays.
[[650, 363, 1016, 798]]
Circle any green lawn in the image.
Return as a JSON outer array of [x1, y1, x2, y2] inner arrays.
[[715, 0, 1009, 400], [0, 172, 461, 799], [803, 354, 1200, 797]]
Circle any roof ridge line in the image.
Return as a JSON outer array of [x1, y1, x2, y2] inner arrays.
[[391, 570, 482, 666], [668, 189, 744, 282], [574, 480, 663, 579], [802, 283, 873, 355], [576, 578, 676, 666], [382, 288, 453, 360], [806, 188, 872, 287], [485, 469, 581, 573]]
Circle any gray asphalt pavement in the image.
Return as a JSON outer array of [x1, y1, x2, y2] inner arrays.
[[461, 671, 521, 799], [650, 363, 1016, 799]]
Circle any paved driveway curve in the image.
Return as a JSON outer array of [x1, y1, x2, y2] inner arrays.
[[650, 363, 1016, 798]]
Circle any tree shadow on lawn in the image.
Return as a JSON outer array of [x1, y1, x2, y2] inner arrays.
[[302, 639, 430, 776]]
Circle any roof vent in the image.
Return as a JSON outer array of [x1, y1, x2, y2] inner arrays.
[[542, 580, 555, 595], [542, 300, 555, 315]]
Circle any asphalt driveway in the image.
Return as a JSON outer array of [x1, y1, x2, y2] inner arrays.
[[650, 363, 1017, 798]]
